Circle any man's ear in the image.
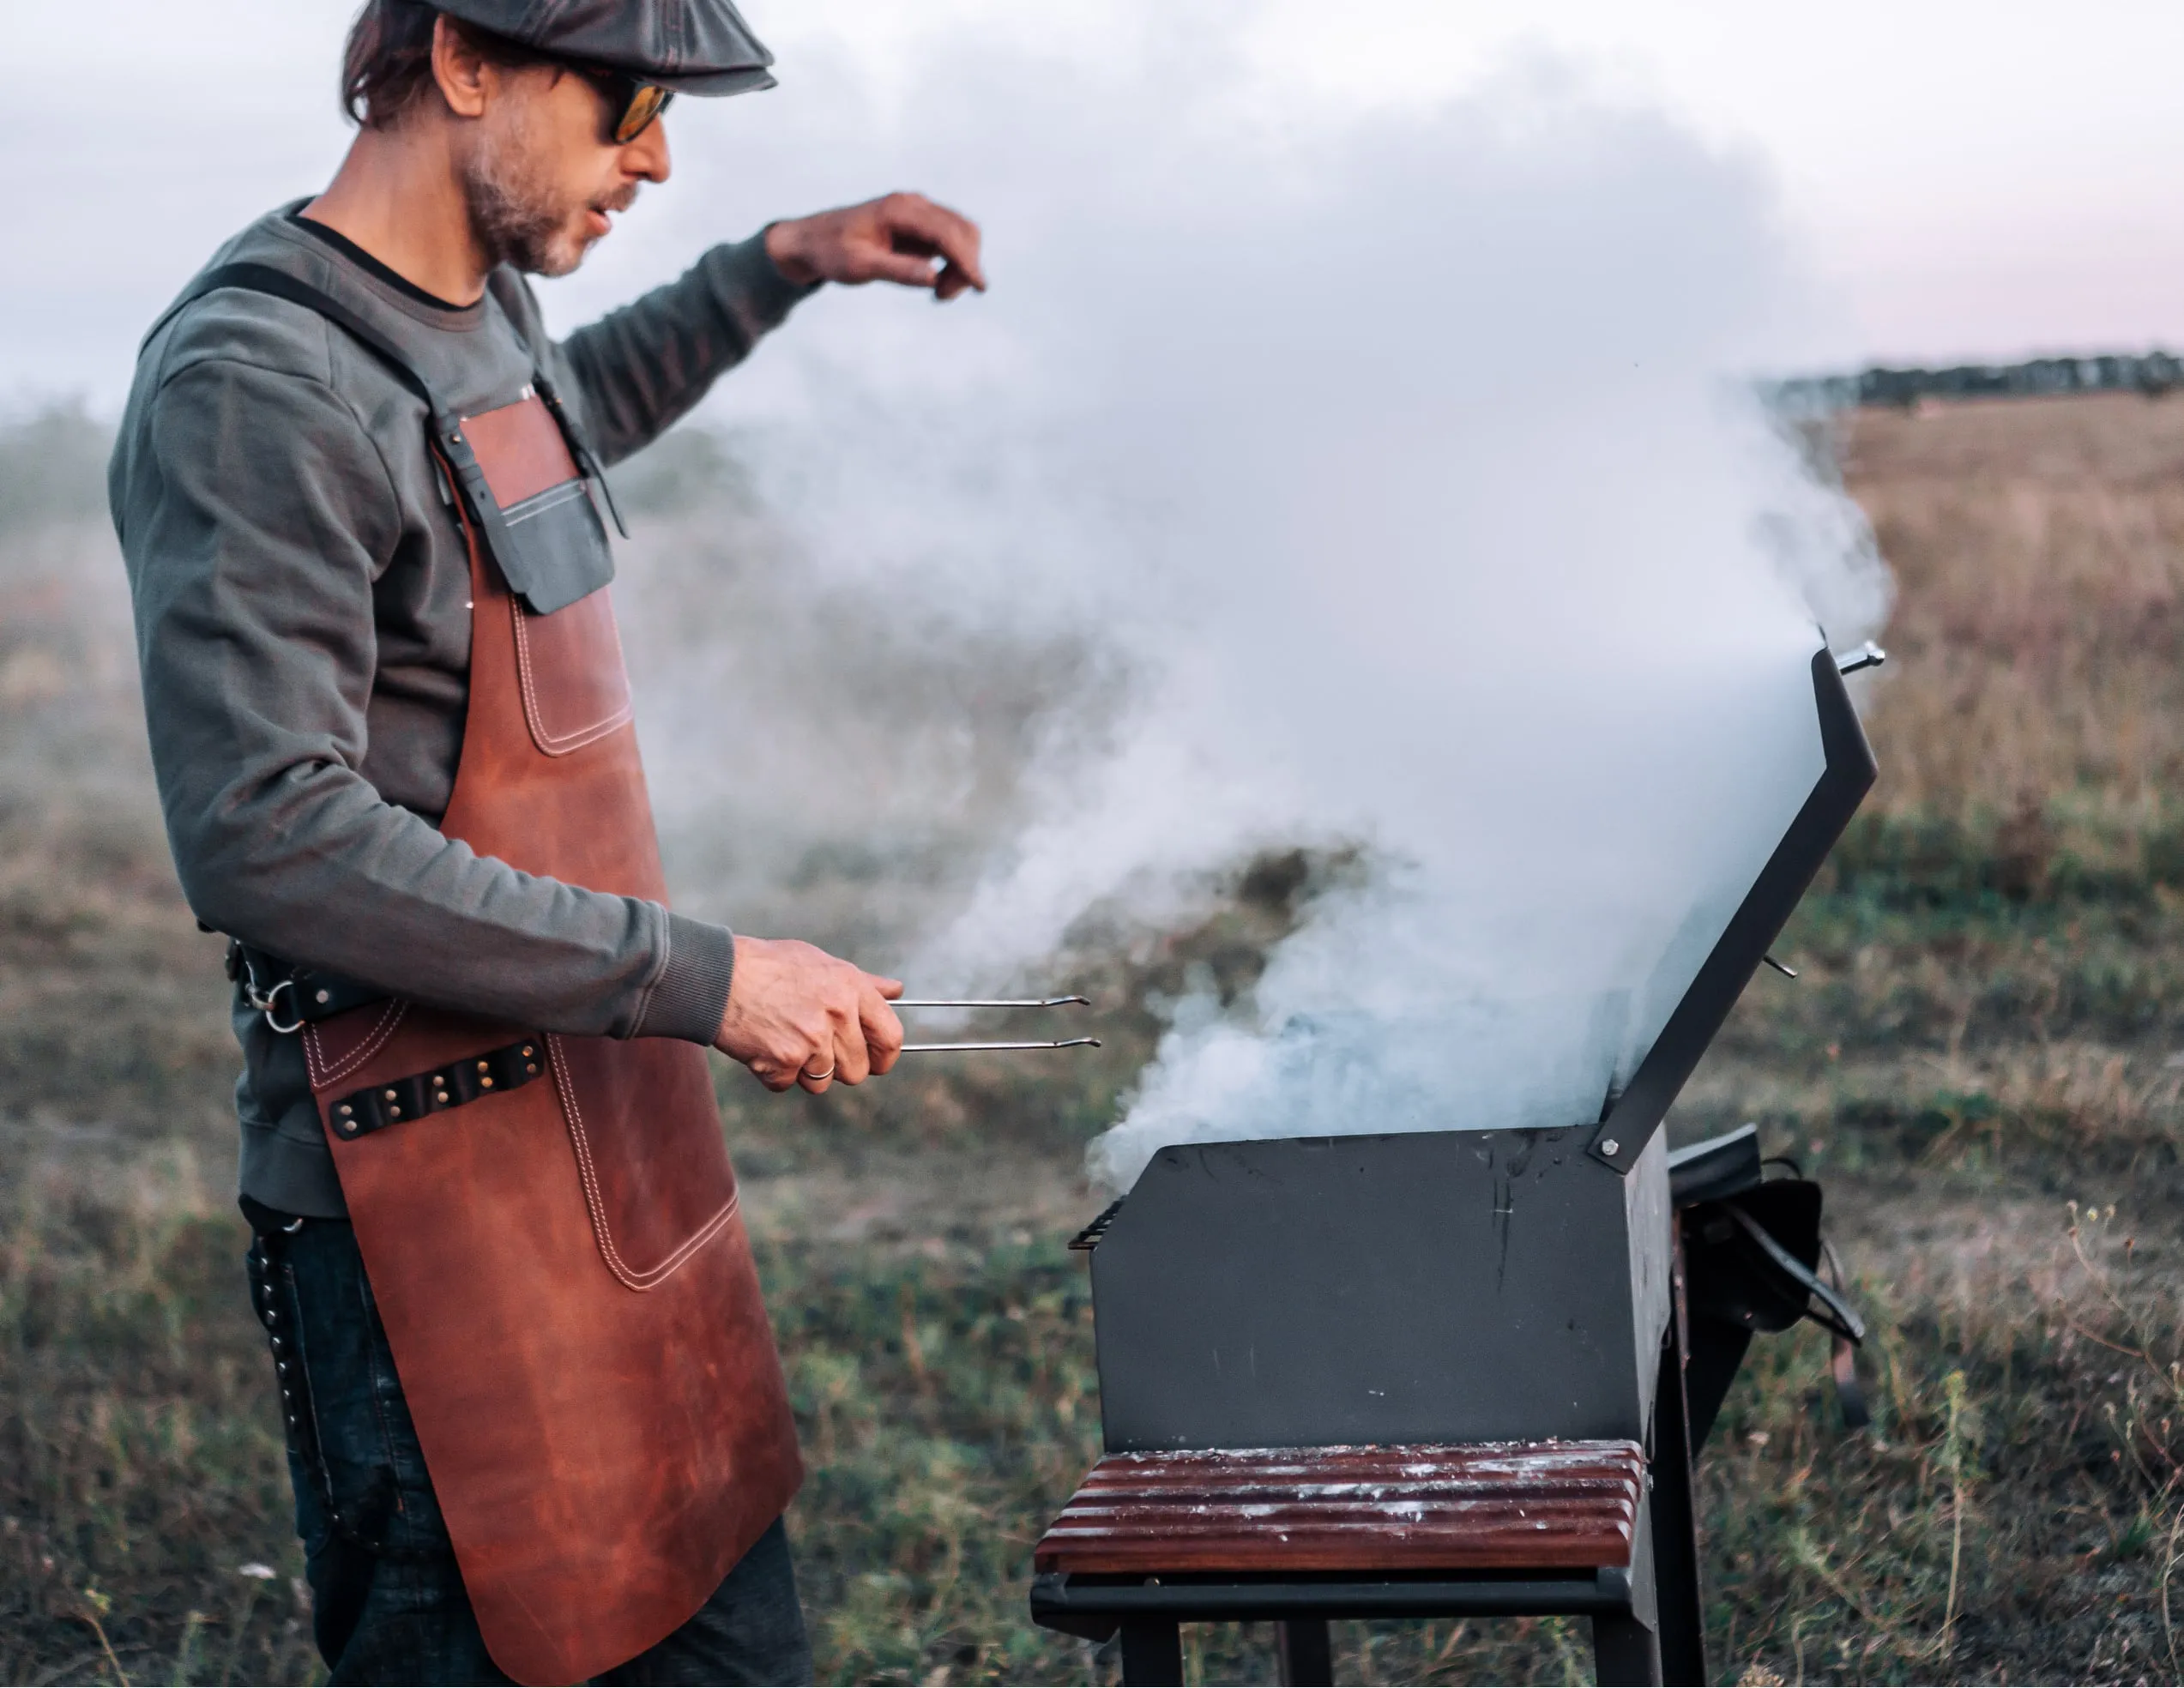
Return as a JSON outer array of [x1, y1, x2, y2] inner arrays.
[[431, 14, 492, 121]]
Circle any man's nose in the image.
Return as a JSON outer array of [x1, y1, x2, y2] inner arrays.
[[625, 120, 671, 185]]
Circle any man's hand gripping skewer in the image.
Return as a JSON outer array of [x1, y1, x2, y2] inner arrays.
[[713, 937, 904, 1096]]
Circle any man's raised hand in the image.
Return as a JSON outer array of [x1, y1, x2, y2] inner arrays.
[[714, 936, 905, 1095], [764, 194, 986, 300]]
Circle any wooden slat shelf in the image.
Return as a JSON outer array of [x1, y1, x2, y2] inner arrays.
[[1035, 1441, 1644, 1576]]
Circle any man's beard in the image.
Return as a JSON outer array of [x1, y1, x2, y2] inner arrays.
[[460, 134, 636, 278]]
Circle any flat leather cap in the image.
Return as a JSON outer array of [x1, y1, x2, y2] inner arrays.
[[433, 0, 776, 95]]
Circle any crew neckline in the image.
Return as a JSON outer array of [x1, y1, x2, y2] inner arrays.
[[286, 205, 475, 314]]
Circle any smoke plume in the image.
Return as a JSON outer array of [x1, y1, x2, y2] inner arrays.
[[595, 16, 1891, 1189]]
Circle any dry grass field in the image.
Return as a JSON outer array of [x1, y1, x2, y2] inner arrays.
[[9, 389, 2184, 1684]]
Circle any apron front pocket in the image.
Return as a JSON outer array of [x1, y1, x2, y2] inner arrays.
[[512, 585, 633, 756]]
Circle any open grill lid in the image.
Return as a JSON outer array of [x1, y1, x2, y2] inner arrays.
[[1066, 635, 1879, 1221], [1581, 641, 1876, 1175]]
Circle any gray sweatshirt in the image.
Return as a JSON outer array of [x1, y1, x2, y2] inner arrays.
[[110, 204, 812, 1217]]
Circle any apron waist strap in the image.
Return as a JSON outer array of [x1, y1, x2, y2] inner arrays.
[[226, 940, 389, 1031]]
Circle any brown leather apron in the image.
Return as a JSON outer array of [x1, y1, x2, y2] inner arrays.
[[298, 394, 801, 1684]]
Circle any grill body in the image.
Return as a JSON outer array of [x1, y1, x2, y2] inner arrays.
[[1090, 1128, 1669, 1451]]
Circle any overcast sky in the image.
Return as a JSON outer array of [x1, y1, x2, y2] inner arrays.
[[3, 0, 2181, 407]]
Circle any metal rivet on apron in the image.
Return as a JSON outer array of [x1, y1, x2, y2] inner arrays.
[[436, 1093, 450, 1106], [522, 1046, 534, 1058], [480, 1076, 493, 1088], [316, 989, 330, 1004], [383, 1089, 398, 1100], [477, 1061, 490, 1072]]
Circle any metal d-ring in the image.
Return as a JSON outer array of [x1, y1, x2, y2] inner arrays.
[[234, 948, 309, 1035], [250, 975, 305, 1035]]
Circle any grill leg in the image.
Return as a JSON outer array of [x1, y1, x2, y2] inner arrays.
[[1277, 1616, 1334, 1685], [1119, 1617, 1184, 1685], [1590, 1613, 1663, 1686], [1651, 1286, 1708, 1685]]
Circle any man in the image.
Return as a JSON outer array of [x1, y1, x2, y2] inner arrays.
[[108, 2, 985, 1680]]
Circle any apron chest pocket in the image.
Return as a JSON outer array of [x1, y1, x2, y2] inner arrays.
[[496, 477, 617, 616], [456, 393, 617, 616]]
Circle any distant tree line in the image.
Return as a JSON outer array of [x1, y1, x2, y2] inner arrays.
[[1772, 351, 2184, 412]]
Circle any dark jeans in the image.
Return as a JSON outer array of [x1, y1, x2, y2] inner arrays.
[[246, 1211, 813, 1686]]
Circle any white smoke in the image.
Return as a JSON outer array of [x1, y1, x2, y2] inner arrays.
[[604, 15, 1891, 1189]]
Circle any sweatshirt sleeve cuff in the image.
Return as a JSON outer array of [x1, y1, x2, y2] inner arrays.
[[700, 231, 823, 344], [637, 913, 737, 1043]]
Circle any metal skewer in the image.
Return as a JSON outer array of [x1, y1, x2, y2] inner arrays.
[[892, 997, 1090, 1010], [887, 994, 1098, 1053], [900, 1037, 1102, 1052]]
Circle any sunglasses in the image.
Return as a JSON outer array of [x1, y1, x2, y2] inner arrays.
[[572, 65, 675, 145]]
